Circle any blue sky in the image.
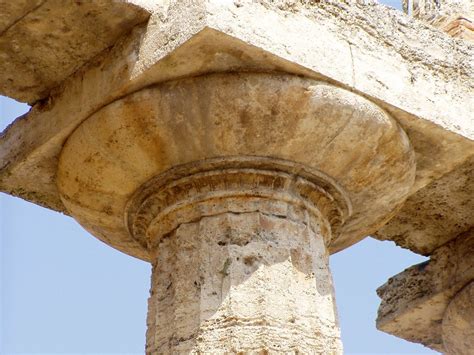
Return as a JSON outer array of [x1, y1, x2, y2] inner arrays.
[[1, 1, 438, 354]]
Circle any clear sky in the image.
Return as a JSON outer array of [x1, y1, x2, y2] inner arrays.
[[1, 1, 439, 354]]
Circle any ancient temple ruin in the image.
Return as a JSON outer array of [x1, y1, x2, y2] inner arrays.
[[0, 0, 472, 353]]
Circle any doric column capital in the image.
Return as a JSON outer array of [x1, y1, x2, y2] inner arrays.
[[55, 72, 415, 351], [126, 157, 349, 250], [57, 73, 415, 260]]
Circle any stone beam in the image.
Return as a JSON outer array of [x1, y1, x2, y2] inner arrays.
[[376, 229, 474, 352], [375, 155, 473, 255], [1, 1, 473, 256], [0, 0, 151, 104], [375, 4, 474, 350]]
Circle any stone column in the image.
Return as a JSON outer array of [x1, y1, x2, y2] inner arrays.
[[133, 166, 342, 354], [147, 209, 339, 353], [56, 73, 415, 354], [442, 282, 474, 355]]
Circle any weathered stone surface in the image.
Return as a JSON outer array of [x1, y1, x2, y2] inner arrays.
[[376, 229, 474, 352], [442, 282, 474, 355], [0, 1, 472, 352], [147, 209, 341, 354], [0, 0, 150, 104], [404, 0, 473, 21], [0, 0, 44, 34], [374, 0, 474, 254], [131, 149, 347, 352], [1, 1, 472, 257], [403, 0, 474, 42], [126, 162, 343, 252], [375, 155, 474, 255], [56, 73, 415, 259], [376, 5, 474, 349]]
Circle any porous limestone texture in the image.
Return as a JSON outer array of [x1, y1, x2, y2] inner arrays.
[[147, 209, 341, 354], [375, 155, 473, 255], [0, 0, 43, 33], [133, 155, 347, 352], [0, 0, 150, 103], [403, 0, 474, 41], [0, 1, 473, 352], [377, 229, 474, 352], [374, 0, 474, 255], [442, 282, 474, 355], [375, 3, 474, 351]]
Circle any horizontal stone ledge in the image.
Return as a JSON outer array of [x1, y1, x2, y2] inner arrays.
[[376, 228, 474, 352]]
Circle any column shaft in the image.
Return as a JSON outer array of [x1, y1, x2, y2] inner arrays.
[[146, 208, 341, 354]]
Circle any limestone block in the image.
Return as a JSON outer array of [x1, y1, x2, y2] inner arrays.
[[375, 155, 474, 255], [0, 0, 150, 103], [442, 282, 474, 355], [0, 0, 44, 33], [376, 229, 474, 352]]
